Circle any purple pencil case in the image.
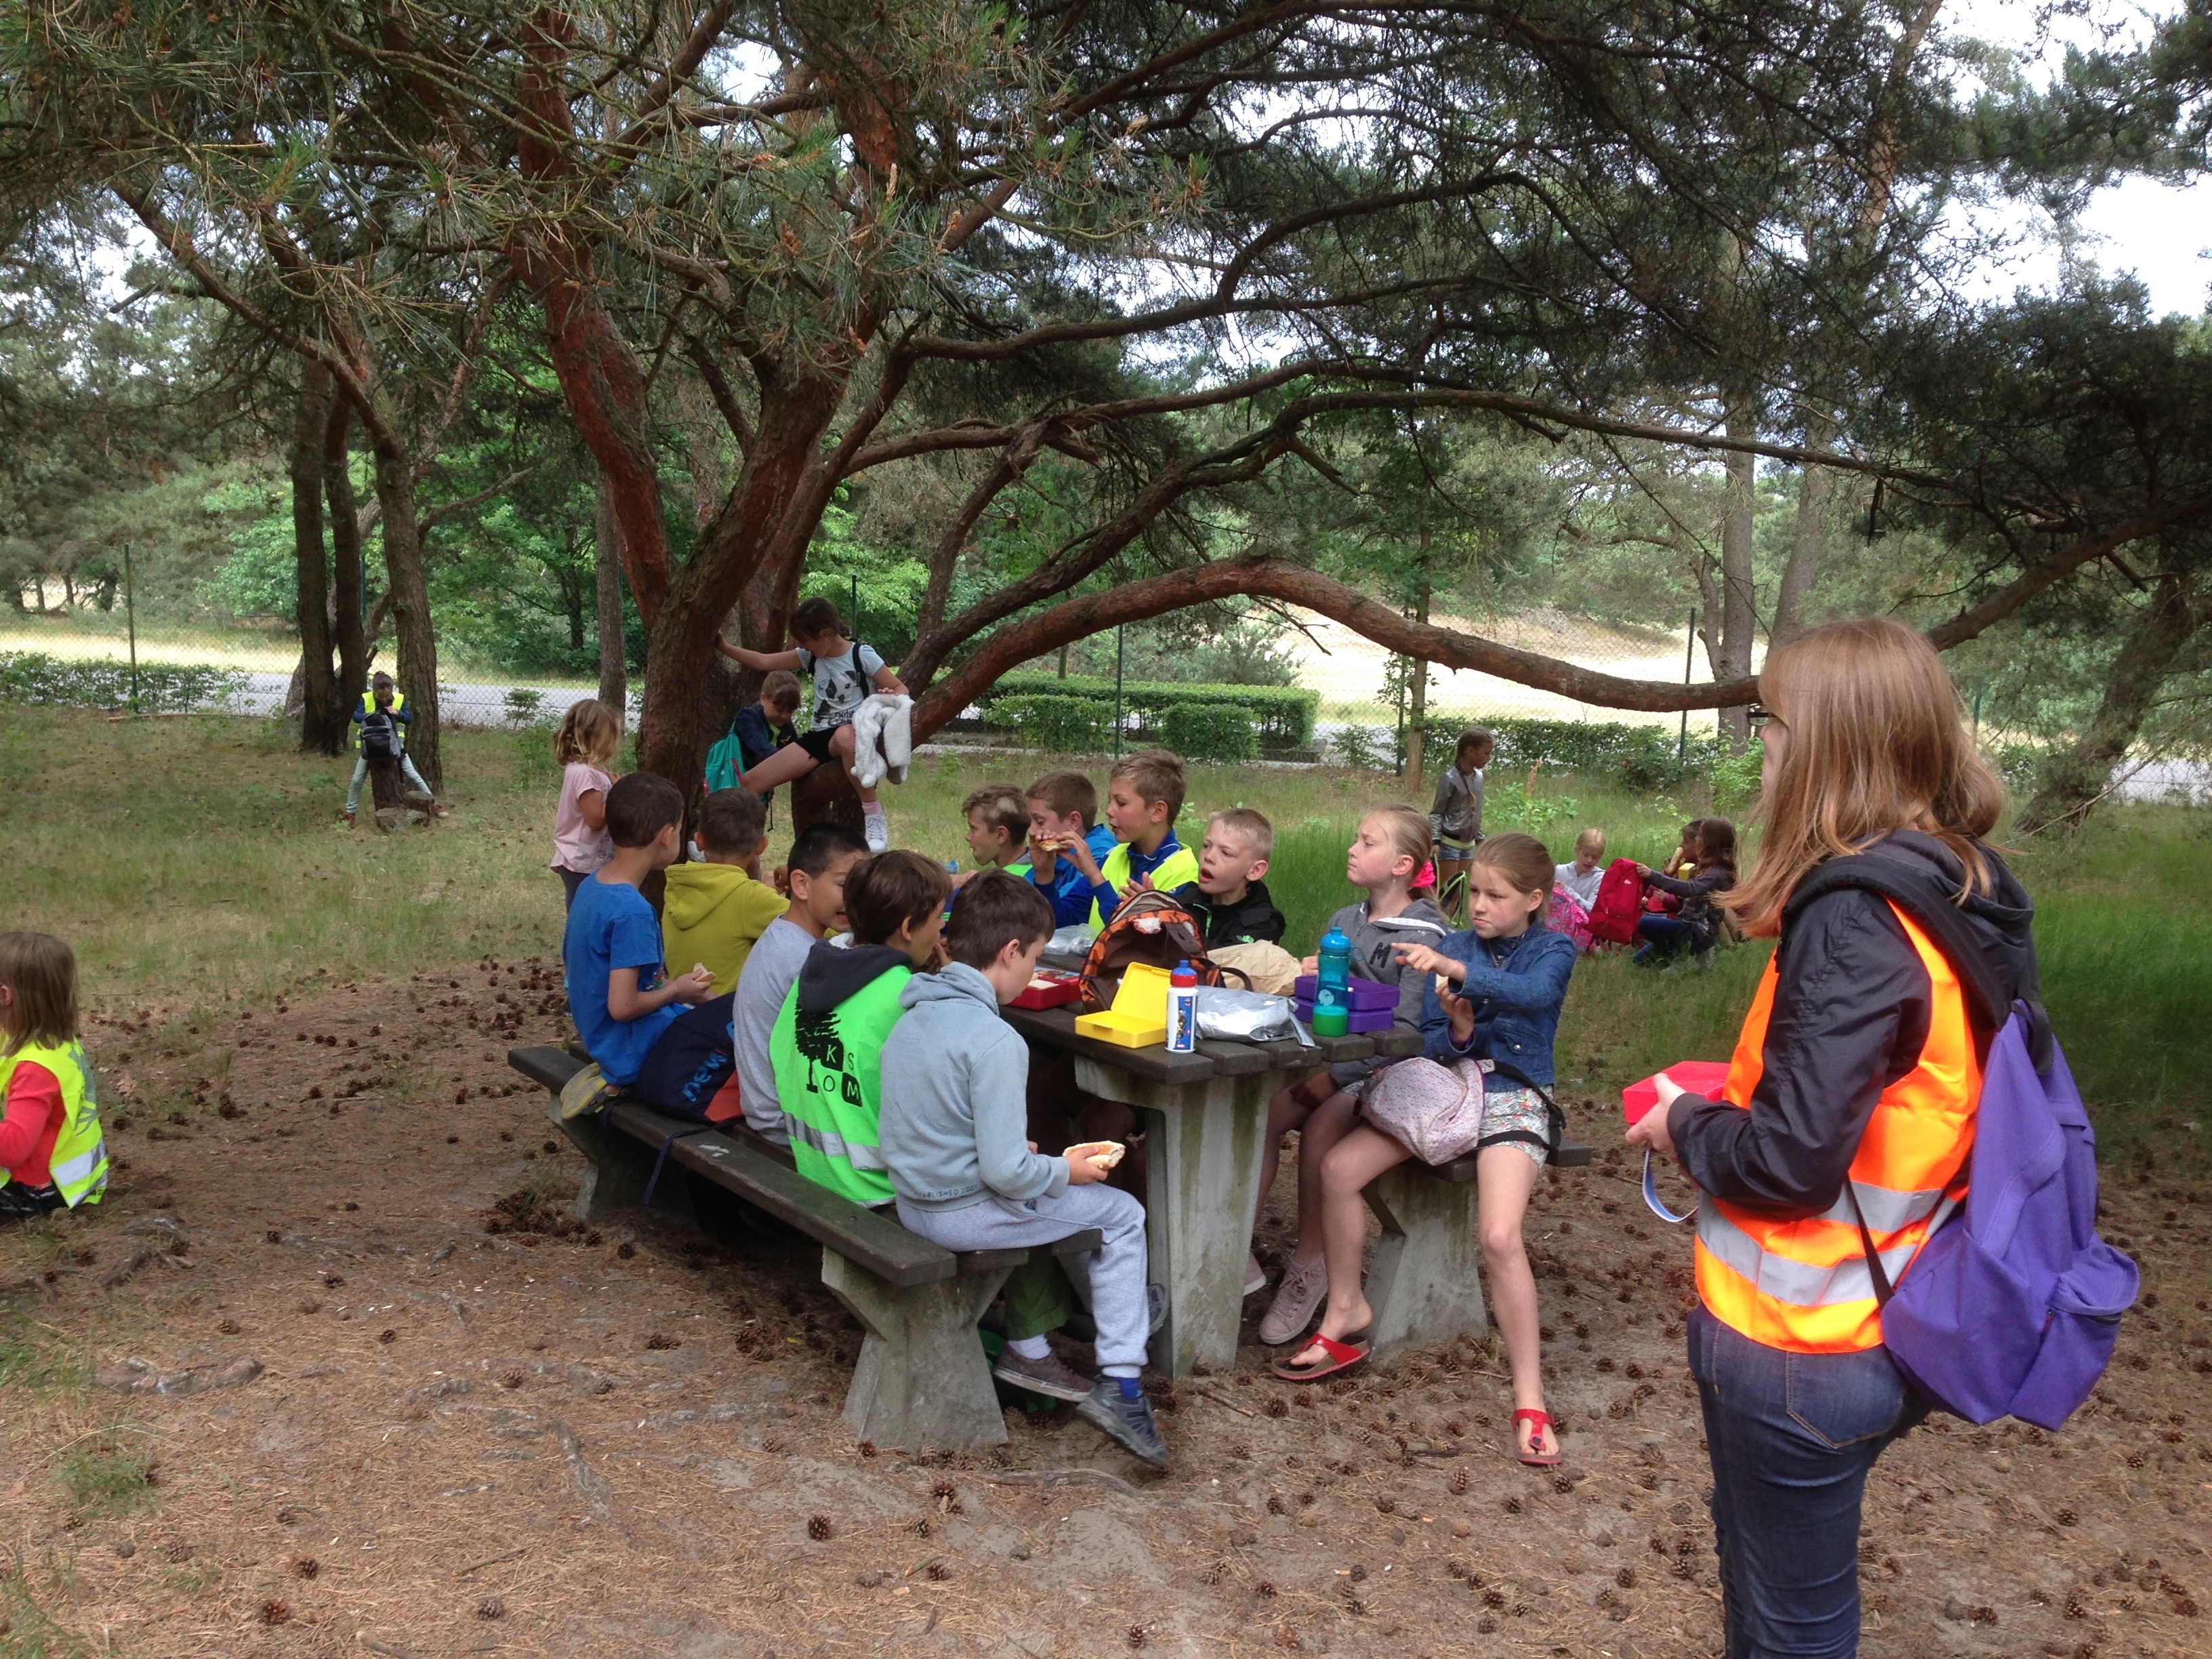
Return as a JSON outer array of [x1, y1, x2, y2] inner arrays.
[[1294, 1001, 1396, 1033], [1293, 975, 1398, 1011]]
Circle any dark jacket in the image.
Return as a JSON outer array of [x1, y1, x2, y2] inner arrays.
[[733, 703, 798, 773], [1641, 863, 1736, 949], [1666, 831, 2039, 1219], [1418, 922, 1576, 1089], [1171, 879, 1287, 949]]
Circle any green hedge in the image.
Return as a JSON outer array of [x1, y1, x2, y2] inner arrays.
[[979, 673, 1317, 745], [1416, 715, 1725, 787], [992, 693, 1113, 754], [1158, 700, 1260, 764], [0, 652, 247, 714]]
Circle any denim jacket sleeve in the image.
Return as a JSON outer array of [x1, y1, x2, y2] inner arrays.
[[1456, 934, 1575, 1012]]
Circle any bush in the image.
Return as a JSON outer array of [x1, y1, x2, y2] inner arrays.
[[1329, 724, 1393, 771], [1710, 743, 1764, 809], [980, 673, 1317, 745], [0, 652, 246, 714], [1158, 700, 1259, 764], [994, 693, 1112, 754], [1417, 714, 1720, 787]]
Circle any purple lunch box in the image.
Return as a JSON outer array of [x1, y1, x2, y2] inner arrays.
[[1294, 1001, 1397, 1033], [1292, 974, 1399, 1011]]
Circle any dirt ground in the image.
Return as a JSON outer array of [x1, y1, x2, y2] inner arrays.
[[1, 966, 2207, 1659]]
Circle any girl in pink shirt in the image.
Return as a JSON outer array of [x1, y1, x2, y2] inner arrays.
[[552, 699, 621, 910]]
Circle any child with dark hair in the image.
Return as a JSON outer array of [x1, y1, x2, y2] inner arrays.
[[880, 872, 1169, 1466], [717, 599, 907, 852], [770, 850, 951, 1204], [344, 670, 445, 825], [732, 823, 868, 1146], [662, 790, 787, 997], [1633, 817, 1738, 966], [562, 773, 728, 1115]]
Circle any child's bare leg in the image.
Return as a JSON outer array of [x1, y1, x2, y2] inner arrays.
[[1279, 1125, 1412, 1370], [1476, 1145, 1553, 1457], [739, 743, 815, 794], [1255, 1075, 1326, 1233], [830, 724, 878, 806], [1287, 1089, 1361, 1263]]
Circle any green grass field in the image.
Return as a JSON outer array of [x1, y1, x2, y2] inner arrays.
[[3, 706, 2205, 1170]]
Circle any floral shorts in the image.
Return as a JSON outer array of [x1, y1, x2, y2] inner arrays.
[[1476, 1086, 1553, 1168]]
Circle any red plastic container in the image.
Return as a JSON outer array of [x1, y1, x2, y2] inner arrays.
[[1621, 1060, 1733, 1124], [1010, 969, 1082, 1010]]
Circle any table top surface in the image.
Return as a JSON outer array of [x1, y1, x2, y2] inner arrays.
[[1002, 985, 1421, 1086]]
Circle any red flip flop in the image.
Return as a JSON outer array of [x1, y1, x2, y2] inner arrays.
[[1269, 1331, 1370, 1382], [1514, 1407, 1563, 1467]]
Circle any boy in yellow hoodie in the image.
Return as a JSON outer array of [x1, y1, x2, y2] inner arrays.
[[662, 790, 789, 996]]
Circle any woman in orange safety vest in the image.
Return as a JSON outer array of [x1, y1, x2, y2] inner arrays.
[[1628, 617, 2041, 1659]]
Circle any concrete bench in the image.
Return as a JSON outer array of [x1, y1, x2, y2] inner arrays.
[[508, 1046, 1099, 1452]]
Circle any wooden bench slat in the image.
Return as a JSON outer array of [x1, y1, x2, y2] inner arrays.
[[1422, 1136, 1596, 1183], [510, 1044, 583, 1094]]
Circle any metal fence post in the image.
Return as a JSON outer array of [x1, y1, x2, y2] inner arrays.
[[1113, 625, 1125, 758], [124, 540, 141, 714], [1677, 606, 1696, 763], [850, 573, 860, 644]]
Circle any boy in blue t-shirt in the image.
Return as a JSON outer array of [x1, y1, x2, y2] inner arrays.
[[565, 772, 728, 1115]]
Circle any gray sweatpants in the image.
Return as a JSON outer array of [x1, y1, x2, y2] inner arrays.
[[896, 1184, 1151, 1374]]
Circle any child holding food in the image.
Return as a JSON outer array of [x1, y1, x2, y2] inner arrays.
[[878, 872, 1168, 1467]]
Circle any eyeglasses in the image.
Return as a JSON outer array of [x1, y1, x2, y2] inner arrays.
[[1746, 704, 1776, 731]]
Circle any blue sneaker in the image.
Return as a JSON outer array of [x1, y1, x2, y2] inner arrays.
[[1078, 1380, 1169, 1467]]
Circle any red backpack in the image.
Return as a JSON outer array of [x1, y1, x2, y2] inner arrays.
[[1586, 858, 1645, 945]]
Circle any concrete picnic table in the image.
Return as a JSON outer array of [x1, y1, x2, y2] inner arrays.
[[1002, 968, 1422, 1376]]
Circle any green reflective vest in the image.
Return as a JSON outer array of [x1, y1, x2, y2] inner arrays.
[[0, 1038, 107, 1208], [352, 689, 405, 752], [1088, 841, 1200, 928], [769, 966, 910, 1206]]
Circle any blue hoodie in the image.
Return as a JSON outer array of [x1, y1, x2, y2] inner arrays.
[[877, 962, 1071, 1211], [1418, 922, 1576, 1090]]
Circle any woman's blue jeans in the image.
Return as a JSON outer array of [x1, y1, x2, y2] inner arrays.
[[1687, 1305, 1930, 1658]]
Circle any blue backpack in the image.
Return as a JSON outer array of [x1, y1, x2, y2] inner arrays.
[[1793, 857, 2138, 1429]]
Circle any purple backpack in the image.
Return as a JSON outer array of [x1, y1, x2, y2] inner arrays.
[[1796, 857, 2139, 1430]]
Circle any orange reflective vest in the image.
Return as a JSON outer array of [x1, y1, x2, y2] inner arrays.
[[1694, 901, 1981, 1354]]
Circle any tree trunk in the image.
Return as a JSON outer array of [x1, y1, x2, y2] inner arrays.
[[1774, 413, 1832, 646], [327, 401, 369, 712], [2020, 574, 2199, 833], [369, 447, 443, 792], [1716, 401, 1760, 749], [595, 472, 628, 719], [291, 365, 347, 754]]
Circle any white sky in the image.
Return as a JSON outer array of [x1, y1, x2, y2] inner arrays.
[[1947, 0, 2211, 316]]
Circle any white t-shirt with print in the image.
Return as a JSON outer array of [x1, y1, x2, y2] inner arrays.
[[795, 641, 885, 729]]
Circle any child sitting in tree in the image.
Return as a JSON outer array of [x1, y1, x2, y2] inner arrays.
[[878, 872, 1169, 1467], [0, 932, 107, 1221], [770, 851, 951, 1204], [563, 773, 734, 1116], [662, 789, 788, 998], [1170, 808, 1286, 947], [718, 598, 906, 852]]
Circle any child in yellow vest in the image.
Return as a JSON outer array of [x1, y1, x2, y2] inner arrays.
[[1055, 749, 1200, 928], [0, 932, 106, 1220]]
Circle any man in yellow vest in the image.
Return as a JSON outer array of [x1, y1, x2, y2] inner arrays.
[[0, 931, 107, 1220], [344, 671, 445, 824]]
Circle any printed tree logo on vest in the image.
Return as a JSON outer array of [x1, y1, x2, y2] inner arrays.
[[794, 1010, 863, 1105]]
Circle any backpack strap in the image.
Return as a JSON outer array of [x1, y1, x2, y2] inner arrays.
[[1845, 1183, 1897, 1307], [1784, 851, 2052, 1069], [1475, 1058, 1567, 1158]]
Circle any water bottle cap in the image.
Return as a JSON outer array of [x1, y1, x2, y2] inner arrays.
[[1171, 960, 1197, 985]]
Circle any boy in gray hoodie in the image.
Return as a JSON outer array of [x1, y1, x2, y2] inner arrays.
[[878, 871, 1168, 1467]]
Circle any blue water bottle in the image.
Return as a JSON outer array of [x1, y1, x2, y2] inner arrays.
[[1312, 926, 1353, 1037]]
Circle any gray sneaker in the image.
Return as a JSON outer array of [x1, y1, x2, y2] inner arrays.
[[994, 1346, 1093, 1403], [1078, 1379, 1169, 1467]]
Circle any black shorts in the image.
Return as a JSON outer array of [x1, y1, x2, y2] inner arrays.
[[795, 725, 844, 763]]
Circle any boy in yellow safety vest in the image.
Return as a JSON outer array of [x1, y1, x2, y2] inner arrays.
[[0, 932, 107, 1221], [1054, 748, 1200, 928]]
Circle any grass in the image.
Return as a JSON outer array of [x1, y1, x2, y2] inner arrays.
[[1, 705, 2205, 1168], [0, 1560, 98, 1659], [53, 1431, 159, 1519]]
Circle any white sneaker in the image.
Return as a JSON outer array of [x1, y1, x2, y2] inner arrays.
[[863, 812, 888, 853]]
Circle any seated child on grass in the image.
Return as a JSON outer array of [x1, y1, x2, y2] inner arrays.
[[733, 823, 868, 1147], [879, 872, 1170, 1467], [662, 790, 788, 998], [0, 931, 107, 1221], [1054, 749, 1200, 927], [1171, 807, 1286, 947], [718, 597, 906, 853], [770, 851, 951, 1205], [950, 783, 1032, 890], [562, 773, 731, 1118], [1023, 769, 1120, 928]]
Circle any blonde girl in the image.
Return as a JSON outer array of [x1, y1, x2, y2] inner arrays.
[[552, 699, 623, 910], [1250, 804, 1448, 1337], [0, 933, 106, 1220]]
